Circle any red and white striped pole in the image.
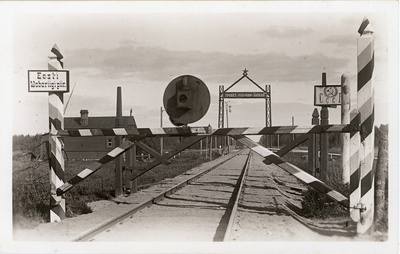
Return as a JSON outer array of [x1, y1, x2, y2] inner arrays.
[[357, 18, 375, 233], [48, 44, 65, 222]]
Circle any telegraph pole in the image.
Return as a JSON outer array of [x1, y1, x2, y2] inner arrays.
[[225, 101, 231, 152], [320, 73, 329, 183], [160, 107, 164, 154]]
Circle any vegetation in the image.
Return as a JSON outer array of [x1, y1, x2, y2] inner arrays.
[[260, 127, 382, 149], [12, 134, 218, 227], [13, 134, 43, 152], [279, 127, 388, 237], [283, 152, 350, 219]]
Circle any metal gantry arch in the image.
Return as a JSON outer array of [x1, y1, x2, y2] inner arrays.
[[218, 69, 272, 148], [218, 69, 272, 129]]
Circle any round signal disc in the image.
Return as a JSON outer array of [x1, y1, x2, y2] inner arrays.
[[163, 75, 210, 126]]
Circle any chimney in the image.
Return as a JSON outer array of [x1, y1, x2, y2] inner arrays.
[[80, 110, 89, 126]]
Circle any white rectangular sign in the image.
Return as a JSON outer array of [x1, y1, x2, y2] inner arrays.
[[224, 92, 266, 99], [28, 70, 70, 92], [314, 85, 342, 106]]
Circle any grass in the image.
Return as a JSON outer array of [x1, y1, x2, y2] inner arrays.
[[283, 150, 388, 237], [282, 152, 350, 218], [12, 150, 217, 227]]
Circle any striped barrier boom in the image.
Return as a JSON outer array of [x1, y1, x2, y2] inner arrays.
[[232, 135, 349, 207], [56, 140, 135, 196], [56, 123, 359, 138], [57, 127, 210, 138], [48, 44, 65, 222], [356, 18, 375, 234], [213, 124, 358, 136]]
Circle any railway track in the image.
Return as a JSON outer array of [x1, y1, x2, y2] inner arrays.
[[73, 148, 352, 242], [71, 149, 247, 241]]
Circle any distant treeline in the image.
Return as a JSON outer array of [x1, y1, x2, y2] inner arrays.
[[259, 125, 386, 148], [13, 134, 43, 152]]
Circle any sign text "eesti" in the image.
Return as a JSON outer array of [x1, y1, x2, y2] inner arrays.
[[28, 70, 70, 92]]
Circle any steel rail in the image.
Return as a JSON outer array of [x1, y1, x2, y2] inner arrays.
[[222, 151, 252, 241], [72, 150, 245, 242]]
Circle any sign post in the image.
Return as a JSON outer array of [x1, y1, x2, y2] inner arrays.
[[115, 87, 123, 197], [319, 73, 330, 183]]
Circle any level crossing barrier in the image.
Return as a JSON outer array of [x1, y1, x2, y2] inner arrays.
[[55, 123, 359, 138], [40, 18, 377, 235]]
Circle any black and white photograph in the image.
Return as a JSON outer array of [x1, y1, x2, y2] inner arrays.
[[0, 1, 398, 253]]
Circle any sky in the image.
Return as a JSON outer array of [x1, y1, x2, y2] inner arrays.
[[1, 1, 398, 136]]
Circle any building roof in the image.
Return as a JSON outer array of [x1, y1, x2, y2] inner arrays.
[[64, 116, 137, 129]]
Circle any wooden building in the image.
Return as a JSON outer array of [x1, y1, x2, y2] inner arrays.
[[63, 110, 137, 160]]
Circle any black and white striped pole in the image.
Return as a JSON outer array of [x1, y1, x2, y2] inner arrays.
[[356, 17, 375, 234], [48, 44, 65, 222]]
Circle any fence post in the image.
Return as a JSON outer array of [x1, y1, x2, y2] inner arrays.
[[341, 74, 351, 183], [115, 87, 123, 196], [207, 125, 212, 161], [125, 145, 137, 195], [374, 125, 388, 229], [160, 106, 164, 155], [308, 108, 319, 176], [320, 72, 329, 183], [210, 136, 213, 160], [207, 137, 209, 159], [357, 18, 375, 234], [48, 44, 65, 222]]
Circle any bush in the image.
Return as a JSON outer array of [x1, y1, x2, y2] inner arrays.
[[302, 183, 349, 219], [282, 151, 349, 219]]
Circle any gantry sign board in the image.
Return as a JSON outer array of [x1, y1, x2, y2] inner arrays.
[[314, 85, 342, 106], [28, 70, 70, 92], [224, 92, 266, 99]]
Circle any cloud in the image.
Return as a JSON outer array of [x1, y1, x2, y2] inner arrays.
[[257, 26, 314, 38], [120, 39, 137, 46], [65, 44, 349, 85], [319, 35, 354, 47]]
